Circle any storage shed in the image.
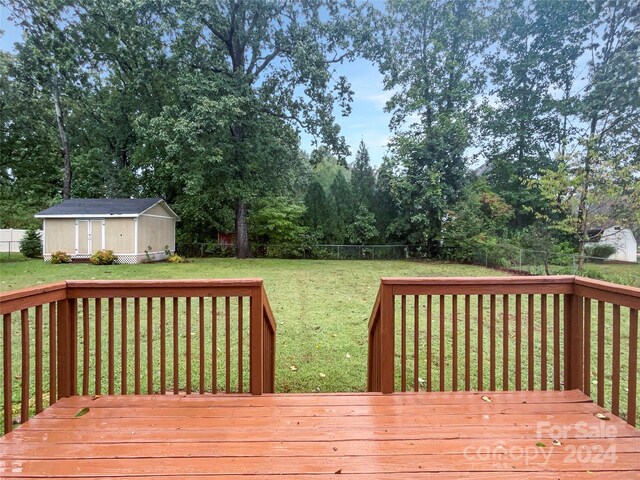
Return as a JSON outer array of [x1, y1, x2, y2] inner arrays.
[[35, 198, 180, 264], [588, 226, 638, 263]]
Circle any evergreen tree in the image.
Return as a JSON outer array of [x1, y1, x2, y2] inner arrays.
[[303, 181, 331, 242], [350, 140, 376, 211], [328, 173, 353, 244]]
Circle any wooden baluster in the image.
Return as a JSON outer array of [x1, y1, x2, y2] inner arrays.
[[439, 295, 445, 391], [160, 297, 166, 395], [225, 296, 231, 393], [147, 298, 153, 394], [489, 295, 496, 391], [553, 294, 560, 391], [452, 295, 458, 391], [82, 299, 90, 395], [57, 301, 71, 402], [199, 297, 205, 394], [3, 313, 12, 433], [413, 295, 419, 392], [401, 295, 406, 392], [95, 299, 101, 396], [121, 298, 127, 394], [250, 287, 264, 395], [540, 294, 547, 391], [583, 299, 591, 396], [464, 295, 470, 391], [238, 297, 243, 393], [70, 299, 77, 396], [173, 297, 179, 394], [108, 298, 114, 395], [515, 295, 522, 391], [597, 301, 605, 406], [527, 294, 535, 390], [49, 303, 57, 404], [426, 295, 432, 392], [35, 305, 43, 414], [502, 294, 508, 391], [477, 295, 483, 391], [611, 304, 621, 416], [628, 309, 638, 427], [212, 297, 217, 394], [186, 297, 191, 394], [134, 298, 140, 395], [21, 309, 29, 423]]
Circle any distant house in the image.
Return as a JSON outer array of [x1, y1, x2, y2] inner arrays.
[[35, 198, 180, 264], [587, 226, 637, 263]]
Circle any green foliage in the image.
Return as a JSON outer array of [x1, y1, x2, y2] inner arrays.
[[351, 141, 375, 211], [19, 228, 42, 258], [50, 251, 71, 264], [347, 205, 378, 245], [584, 244, 616, 259], [250, 198, 309, 258], [442, 181, 514, 262], [90, 249, 117, 265]]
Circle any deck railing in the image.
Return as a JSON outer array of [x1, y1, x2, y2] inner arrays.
[[0, 279, 276, 434], [367, 276, 639, 427]]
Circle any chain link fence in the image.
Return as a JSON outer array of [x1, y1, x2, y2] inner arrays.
[[177, 243, 424, 260]]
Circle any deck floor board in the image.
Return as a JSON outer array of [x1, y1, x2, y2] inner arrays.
[[1, 391, 639, 478]]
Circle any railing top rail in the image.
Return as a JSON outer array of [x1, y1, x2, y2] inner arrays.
[[368, 288, 382, 330], [0, 279, 266, 315], [0, 281, 67, 303], [574, 276, 640, 296], [262, 288, 277, 332], [380, 275, 576, 286], [65, 278, 264, 288]]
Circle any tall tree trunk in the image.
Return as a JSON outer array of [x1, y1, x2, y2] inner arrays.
[[235, 199, 253, 259], [577, 117, 598, 270], [52, 81, 71, 199]]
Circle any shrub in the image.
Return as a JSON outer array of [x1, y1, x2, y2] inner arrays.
[[19, 228, 42, 258], [90, 249, 118, 265], [585, 244, 616, 259], [50, 251, 71, 264], [167, 254, 186, 263]]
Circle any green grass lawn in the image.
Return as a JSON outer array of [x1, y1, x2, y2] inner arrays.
[[582, 262, 640, 287]]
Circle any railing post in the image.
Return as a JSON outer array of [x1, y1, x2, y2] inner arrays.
[[380, 283, 395, 394], [564, 292, 584, 391], [250, 285, 264, 395]]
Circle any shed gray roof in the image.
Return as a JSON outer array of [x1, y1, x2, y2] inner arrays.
[[35, 198, 178, 218]]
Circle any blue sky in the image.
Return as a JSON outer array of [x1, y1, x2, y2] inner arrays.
[[0, 5, 393, 167]]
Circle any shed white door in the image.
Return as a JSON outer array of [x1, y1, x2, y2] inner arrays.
[[77, 220, 90, 254], [90, 220, 104, 252]]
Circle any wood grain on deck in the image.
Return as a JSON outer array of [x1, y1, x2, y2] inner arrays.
[[1, 391, 639, 479]]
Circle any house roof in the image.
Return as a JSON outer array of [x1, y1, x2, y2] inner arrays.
[[35, 198, 180, 220]]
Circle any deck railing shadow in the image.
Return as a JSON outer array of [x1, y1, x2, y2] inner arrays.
[[367, 276, 639, 427], [0, 279, 276, 434]]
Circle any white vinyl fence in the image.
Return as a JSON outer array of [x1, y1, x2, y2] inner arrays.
[[0, 228, 42, 254]]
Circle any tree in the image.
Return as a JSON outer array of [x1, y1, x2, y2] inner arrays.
[[372, 156, 399, 243], [328, 173, 354, 244], [168, 0, 370, 257], [347, 204, 378, 245], [350, 140, 376, 210], [481, 0, 591, 227], [0, 52, 61, 228], [7, 0, 87, 200], [373, 0, 488, 254], [250, 197, 309, 258], [303, 181, 331, 242]]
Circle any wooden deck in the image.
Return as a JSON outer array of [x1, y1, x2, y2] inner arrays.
[[1, 390, 639, 479]]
